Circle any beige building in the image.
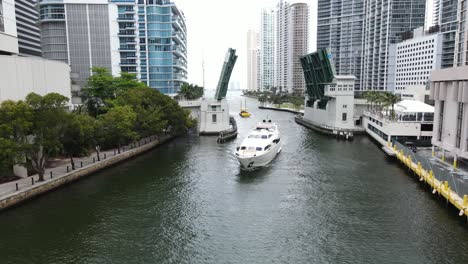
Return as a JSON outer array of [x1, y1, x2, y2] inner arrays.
[[276, 0, 309, 94], [429, 0, 468, 163], [246, 30, 259, 91], [429, 66, 468, 161]]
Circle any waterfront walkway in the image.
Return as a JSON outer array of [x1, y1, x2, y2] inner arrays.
[[0, 135, 172, 210], [392, 141, 468, 217]]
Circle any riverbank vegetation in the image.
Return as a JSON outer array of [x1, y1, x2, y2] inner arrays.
[[176, 83, 204, 100], [245, 90, 304, 110], [0, 67, 195, 180]]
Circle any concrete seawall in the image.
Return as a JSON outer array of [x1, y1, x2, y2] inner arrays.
[[0, 135, 175, 211], [258, 105, 303, 114]]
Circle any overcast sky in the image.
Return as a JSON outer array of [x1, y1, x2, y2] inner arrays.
[[175, 0, 317, 90], [175, 0, 432, 90]]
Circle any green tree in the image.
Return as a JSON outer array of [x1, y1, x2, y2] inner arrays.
[[61, 113, 96, 170], [0, 100, 33, 176], [289, 96, 304, 110], [258, 92, 268, 106], [383, 92, 401, 119], [114, 87, 167, 137], [0, 139, 19, 177], [100, 106, 138, 154], [25, 93, 69, 181], [178, 83, 204, 100], [81, 67, 115, 117]]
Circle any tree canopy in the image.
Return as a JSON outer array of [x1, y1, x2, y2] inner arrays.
[[0, 68, 195, 180], [177, 83, 204, 100]]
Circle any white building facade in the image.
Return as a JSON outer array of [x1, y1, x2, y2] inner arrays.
[[363, 100, 434, 147], [260, 7, 275, 91], [0, 56, 71, 103], [303, 76, 358, 132], [0, 0, 71, 103], [0, 0, 19, 54], [429, 66, 468, 161], [387, 27, 442, 102], [246, 30, 259, 91]]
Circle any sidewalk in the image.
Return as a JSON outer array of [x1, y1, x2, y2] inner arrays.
[[0, 135, 171, 209]]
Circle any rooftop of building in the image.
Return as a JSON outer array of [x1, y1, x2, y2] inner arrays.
[[394, 99, 434, 114]]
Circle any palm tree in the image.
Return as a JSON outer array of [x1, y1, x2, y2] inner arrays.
[[383, 92, 401, 120]]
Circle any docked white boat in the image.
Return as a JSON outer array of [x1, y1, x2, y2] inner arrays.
[[235, 120, 282, 169]]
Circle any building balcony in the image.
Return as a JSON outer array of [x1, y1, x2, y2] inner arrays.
[[118, 31, 136, 36], [119, 47, 136, 52], [117, 15, 134, 21]]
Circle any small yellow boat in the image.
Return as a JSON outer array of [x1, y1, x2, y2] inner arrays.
[[239, 108, 251, 118], [239, 98, 251, 117]]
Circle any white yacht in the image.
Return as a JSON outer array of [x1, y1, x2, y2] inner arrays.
[[235, 120, 282, 169]]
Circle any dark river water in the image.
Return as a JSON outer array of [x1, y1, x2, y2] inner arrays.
[[1, 92, 467, 264]]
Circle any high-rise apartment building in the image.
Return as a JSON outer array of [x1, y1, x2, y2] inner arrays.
[[388, 27, 442, 94], [276, 0, 309, 94], [15, 0, 42, 56], [246, 30, 258, 91], [37, 0, 187, 96], [454, 0, 467, 66], [260, 7, 275, 91], [276, 0, 289, 92], [438, 0, 459, 68], [361, 0, 426, 91], [432, 0, 441, 27], [317, 0, 364, 90]]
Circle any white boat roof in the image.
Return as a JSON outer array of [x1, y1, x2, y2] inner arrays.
[[255, 122, 276, 129], [394, 100, 434, 113]]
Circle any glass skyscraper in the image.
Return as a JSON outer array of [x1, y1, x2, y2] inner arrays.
[[317, 0, 364, 91], [37, 0, 187, 96]]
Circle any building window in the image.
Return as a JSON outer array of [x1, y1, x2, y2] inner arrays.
[[438, 101, 445, 141], [343, 104, 347, 109], [342, 113, 347, 121], [212, 114, 217, 123], [456, 103, 464, 148], [211, 106, 217, 111]]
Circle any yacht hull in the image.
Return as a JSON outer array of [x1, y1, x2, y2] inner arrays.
[[237, 142, 281, 170]]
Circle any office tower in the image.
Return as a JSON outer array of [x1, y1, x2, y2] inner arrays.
[[454, 0, 467, 66], [361, 0, 426, 90], [288, 2, 308, 95], [276, 0, 289, 92], [432, 0, 441, 27], [276, 0, 309, 94], [15, 0, 41, 56], [388, 27, 442, 96], [134, 0, 187, 94], [247, 30, 259, 91], [439, 0, 459, 68], [317, 0, 364, 90], [260, 7, 275, 91], [37, 0, 187, 95]]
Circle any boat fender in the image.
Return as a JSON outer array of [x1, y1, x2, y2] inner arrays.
[[459, 208, 466, 216]]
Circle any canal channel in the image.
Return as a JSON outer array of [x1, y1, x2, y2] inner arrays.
[[0, 92, 467, 263]]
